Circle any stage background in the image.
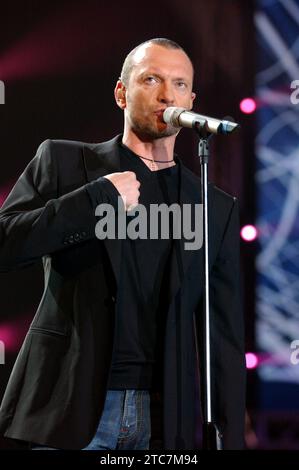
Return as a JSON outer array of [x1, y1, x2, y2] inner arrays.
[[254, 0, 299, 449], [3, 0, 297, 450]]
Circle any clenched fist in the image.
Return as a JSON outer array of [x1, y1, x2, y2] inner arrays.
[[103, 171, 140, 211]]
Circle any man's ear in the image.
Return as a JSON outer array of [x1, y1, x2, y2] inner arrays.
[[114, 80, 127, 109], [189, 91, 196, 110]]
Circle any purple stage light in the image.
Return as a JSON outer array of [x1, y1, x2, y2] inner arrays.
[[246, 352, 258, 369], [240, 224, 258, 242]]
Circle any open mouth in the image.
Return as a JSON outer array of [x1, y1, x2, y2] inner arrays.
[[154, 109, 167, 120]]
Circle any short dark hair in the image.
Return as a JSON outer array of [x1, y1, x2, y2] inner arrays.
[[120, 38, 193, 86]]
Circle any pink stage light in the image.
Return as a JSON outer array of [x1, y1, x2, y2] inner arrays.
[[0, 325, 19, 352], [0, 315, 32, 353], [0, 182, 14, 208], [246, 352, 258, 369], [240, 98, 256, 114], [240, 224, 257, 242], [0, 4, 124, 81]]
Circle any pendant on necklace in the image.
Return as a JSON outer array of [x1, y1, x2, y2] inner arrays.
[[150, 159, 158, 171]]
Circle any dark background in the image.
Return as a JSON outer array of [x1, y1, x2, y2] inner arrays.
[[0, 0, 256, 449]]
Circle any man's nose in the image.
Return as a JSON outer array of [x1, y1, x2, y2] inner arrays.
[[158, 82, 175, 105]]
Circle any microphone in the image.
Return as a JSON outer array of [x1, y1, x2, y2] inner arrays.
[[163, 107, 240, 135]]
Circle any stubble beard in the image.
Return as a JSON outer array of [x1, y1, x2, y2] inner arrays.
[[127, 111, 179, 141]]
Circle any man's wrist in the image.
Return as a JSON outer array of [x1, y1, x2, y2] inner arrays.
[[85, 176, 121, 211]]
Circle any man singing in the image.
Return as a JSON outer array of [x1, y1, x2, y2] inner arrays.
[[0, 38, 246, 450]]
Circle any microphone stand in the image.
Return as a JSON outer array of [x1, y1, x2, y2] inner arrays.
[[194, 121, 223, 450]]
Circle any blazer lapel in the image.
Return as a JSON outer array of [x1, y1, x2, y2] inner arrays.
[[83, 135, 123, 284], [167, 160, 204, 303]]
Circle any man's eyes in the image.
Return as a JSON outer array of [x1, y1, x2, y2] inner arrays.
[[144, 76, 159, 84], [176, 81, 188, 89], [143, 77, 188, 89]]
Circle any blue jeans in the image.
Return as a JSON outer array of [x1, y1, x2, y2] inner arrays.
[[32, 389, 151, 450], [83, 390, 151, 450]]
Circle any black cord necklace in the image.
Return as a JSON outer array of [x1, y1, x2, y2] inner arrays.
[[139, 155, 174, 163]]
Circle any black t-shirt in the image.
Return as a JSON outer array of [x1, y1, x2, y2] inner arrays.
[[107, 143, 179, 391]]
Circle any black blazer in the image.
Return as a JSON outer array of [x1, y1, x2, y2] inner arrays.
[[0, 135, 246, 449]]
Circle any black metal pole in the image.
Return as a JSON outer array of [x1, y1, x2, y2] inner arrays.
[[195, 122, 223, 450]]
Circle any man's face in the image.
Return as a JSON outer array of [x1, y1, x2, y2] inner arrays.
[[115, 44, 196, 140]]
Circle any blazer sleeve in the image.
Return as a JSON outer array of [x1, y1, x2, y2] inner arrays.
[[0, 139, 119, 272]]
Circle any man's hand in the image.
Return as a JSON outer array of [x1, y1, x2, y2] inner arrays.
[[103, 171, 140, 211]]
